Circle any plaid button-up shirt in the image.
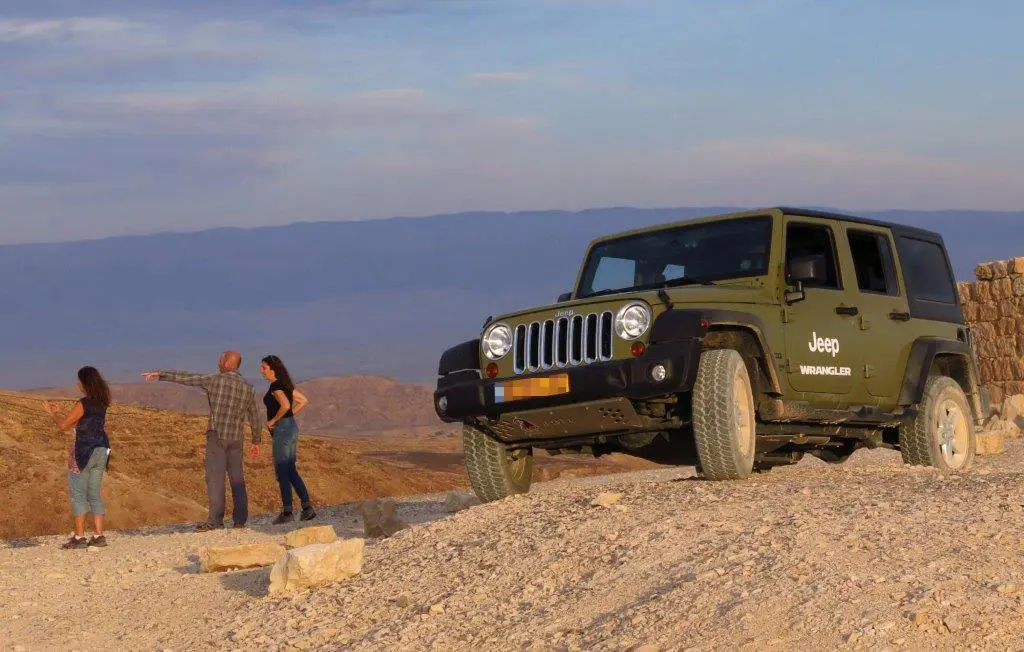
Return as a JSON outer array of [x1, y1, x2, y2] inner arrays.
[[158, 370, 264, 444]]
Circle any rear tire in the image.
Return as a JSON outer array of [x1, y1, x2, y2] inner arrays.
[[900, 375, 975, 472], [692, 349, 757, 480], [463, 423, 534, 502]]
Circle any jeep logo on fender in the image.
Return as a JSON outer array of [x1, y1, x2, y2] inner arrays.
[[808, 332, 840, 357]]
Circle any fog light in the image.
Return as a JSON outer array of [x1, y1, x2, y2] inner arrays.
[[630, 342, 646, 357], [437, 396, 449, 413], [650, 364, 668, 382], [485, 363, 499, 379]]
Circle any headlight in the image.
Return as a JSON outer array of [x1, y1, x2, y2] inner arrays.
[[482, 323, 513, 360], [614, 302, 651, 340]]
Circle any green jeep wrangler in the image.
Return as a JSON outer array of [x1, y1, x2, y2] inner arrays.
[[434, 207, 990, 502]]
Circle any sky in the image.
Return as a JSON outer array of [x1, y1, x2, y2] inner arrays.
[[2, 0, 1024, 244]]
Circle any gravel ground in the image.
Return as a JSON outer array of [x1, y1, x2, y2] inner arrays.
[[3, 442, 1024, 651]]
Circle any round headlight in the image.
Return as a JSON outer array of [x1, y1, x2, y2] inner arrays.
[[614, 302, 652, 340], [482, 323, 513, 360]]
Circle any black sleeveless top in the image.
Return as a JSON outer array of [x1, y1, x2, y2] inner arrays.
[[74, 398, 109, 470], [263, 381, 294, 421]]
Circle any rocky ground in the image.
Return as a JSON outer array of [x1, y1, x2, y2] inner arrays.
[[3, 441, 1024, 652]]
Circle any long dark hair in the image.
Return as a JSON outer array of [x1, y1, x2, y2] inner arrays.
[[261, 355, 295, 393], [78, 366, 111, 407]]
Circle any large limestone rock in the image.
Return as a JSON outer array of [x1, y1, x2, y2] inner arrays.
[[284, 525, 337, 549], [1000, 395, 1024, 432], [976, 431, 1007, 456], [444, 491, 481, 513], [199, 543, 285, 573], [268, 539, 365, 595], [986, 417, 1022, 439], [357, 499, 406, 538]]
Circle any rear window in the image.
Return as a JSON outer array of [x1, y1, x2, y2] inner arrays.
[[898, 236, 956, 304]]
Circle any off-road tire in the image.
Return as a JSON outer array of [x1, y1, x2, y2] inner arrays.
[[900, 375, 976, 472], [463, 423, 534, 502], [692, 349, 757, 480]]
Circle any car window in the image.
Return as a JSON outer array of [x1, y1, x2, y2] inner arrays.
[[589, 256, 636, 293], [898, 237, 956, 303], [785, 223, 841, 289], [848, 230, 900, 295]]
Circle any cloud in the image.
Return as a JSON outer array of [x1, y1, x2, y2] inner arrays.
[[0, 16, 138, 42], [467, 71, 534, 83]]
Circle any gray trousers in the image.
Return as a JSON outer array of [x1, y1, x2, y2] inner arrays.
[[205, 431, 248, 525]]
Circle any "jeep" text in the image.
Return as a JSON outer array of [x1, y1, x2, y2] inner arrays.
[[808, 332, 840, 357]]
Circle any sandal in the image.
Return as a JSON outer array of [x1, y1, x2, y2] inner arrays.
[[61, 536, 88, 550]]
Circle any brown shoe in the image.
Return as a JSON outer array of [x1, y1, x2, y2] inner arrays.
[[61, 536, 88, 550], [195, 522, 223, 533], [88, 535, 108, 547]]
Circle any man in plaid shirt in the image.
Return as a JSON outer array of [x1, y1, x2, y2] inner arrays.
[[143, 350, 263, 531]]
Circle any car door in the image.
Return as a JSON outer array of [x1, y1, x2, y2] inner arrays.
[[782, 217, 859, 398], [841, 225, 912, 402]]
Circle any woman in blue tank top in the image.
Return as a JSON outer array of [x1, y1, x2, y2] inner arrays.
[[45, 366, 112, 549]]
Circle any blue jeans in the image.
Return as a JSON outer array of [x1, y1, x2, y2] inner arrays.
[[272, 417, 310, 511], [68, 447, 107, 517]]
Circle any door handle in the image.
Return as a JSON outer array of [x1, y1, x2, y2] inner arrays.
[[888, 311, 911, 322], [835, 305, 859, 316]]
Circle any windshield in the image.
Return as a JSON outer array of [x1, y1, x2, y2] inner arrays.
[[576, 216, 773, 298]]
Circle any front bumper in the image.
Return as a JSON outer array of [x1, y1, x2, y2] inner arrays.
[[433, 339, 702, 423]]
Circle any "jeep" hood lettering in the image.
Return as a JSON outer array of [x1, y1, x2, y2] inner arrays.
[[808, 332, 840, 357]]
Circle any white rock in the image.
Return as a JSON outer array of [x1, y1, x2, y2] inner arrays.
[[268, 539, 365, 595]]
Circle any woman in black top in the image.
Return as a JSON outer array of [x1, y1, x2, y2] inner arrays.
[[260, 355, 315, 524], [45, 366, 112, 549]]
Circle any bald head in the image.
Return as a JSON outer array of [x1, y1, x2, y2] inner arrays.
[[219, 350, 242, 373]]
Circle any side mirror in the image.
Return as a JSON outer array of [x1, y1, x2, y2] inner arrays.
[[784, 254, 826, 304], [556, 292, 572, 303]]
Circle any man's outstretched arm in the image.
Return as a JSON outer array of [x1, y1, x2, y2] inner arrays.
[[142, 370, 213, 388]]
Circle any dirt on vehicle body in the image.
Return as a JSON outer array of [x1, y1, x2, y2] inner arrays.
[[435, 207, 989, 501]]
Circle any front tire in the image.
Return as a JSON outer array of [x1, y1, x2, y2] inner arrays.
[[463, 423, 534, 502], [692, 349, 757, 480], [900, 375, 976, 472]]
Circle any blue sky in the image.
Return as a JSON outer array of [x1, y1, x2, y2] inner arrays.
[[2, 0, 1023, 244]]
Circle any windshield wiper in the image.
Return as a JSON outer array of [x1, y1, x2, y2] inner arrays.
[[581, 276, 715, 299]]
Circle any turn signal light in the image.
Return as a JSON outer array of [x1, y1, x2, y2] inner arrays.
[[485, 363, 499, 378], [630, 342, 646, 357], [699, 319, 711, 329]]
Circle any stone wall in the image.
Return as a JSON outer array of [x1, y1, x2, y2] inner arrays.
[[958, 257, 1024, 405]]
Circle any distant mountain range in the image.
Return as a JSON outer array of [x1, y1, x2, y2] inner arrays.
[[29, 375, 443, 434], [3, 206, 1023, 387]]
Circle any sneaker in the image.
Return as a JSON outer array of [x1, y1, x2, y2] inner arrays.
[[272, 511, 294, 525], [61, 536, 88, 550], [87, 535, 108, 547], [300, 507, 317, 522], [195, 522, 223, 533]]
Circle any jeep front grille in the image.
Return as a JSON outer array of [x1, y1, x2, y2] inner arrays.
[[513, 311, 613, 374]]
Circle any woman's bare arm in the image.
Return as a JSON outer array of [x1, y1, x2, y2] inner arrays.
[[292, 389, 309, 416], [45, 401, 84, 432]]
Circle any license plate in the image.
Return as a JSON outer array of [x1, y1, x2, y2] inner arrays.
[[494, 374, 570, 403]]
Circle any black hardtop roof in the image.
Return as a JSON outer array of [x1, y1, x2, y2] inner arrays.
[[778, 207, 945, 242]]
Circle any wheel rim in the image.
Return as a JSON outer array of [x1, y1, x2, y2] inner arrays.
[[733, 369, 755, 458], [936, 398, 969, 469]]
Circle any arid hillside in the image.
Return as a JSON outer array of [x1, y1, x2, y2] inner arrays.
[[29, 374, 444, 434], [0, 391, 656, 540]]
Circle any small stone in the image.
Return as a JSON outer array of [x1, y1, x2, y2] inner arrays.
[[284, 525, 337, 549], [591, 492, 623, 508], [429, 603, 445, 616], [46, 573, 66, 580], [392, 593, 412, 608], [944, 616, 963, 633], [357, 500, 407, 538], [444, 491, 481, 513], [199, 543, 286, 573]]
